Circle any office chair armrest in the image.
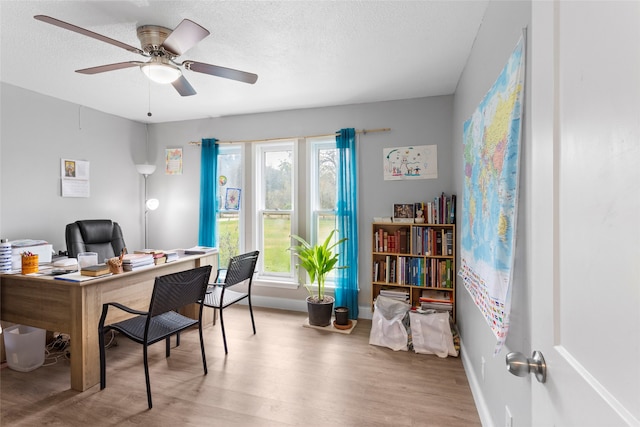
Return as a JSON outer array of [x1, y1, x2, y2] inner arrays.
[[102, 302, 148, 316], [98, 302, 149, 332]]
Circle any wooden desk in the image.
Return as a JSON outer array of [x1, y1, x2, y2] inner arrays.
[[0, 253, 217, 391]]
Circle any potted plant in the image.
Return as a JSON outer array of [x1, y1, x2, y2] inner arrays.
[[288, 230, 347, 326]]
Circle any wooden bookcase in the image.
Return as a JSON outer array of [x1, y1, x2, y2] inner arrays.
[[371, 222, 456, 321]]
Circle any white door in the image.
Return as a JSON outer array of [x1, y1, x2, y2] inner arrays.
[[529, 1, 639, 425]]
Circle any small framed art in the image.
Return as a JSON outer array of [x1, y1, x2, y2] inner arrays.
[[393, 203, 415, 223]]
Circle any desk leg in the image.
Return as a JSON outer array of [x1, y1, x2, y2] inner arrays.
[[69, 285, 100, 391]]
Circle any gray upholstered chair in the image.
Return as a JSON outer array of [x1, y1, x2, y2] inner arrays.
[[65, 219, 126, 262]]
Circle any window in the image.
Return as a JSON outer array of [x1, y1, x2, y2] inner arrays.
[[310, 137, 339, 282], [217, 145, 243, 268], [254, 141, 296, 280], [213, 137, 339, 287]]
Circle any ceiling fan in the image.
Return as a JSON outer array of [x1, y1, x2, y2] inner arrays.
[[34, 15, 258, 96]]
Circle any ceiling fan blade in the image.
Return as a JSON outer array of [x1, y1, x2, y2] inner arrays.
[[34, 15, 145, 56], [183, 61, 258, 84], [162, 19, 210, 56], [171, 75, 197, 96], [76, 61, 143, 75]]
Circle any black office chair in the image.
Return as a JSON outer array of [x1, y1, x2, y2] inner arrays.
[[98, 265, 212, 409], [65, 219, 126, 262], [203, 251, 259, 354]]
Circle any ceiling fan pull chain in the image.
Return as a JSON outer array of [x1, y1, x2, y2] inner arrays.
[[147, 78, 152, 117]]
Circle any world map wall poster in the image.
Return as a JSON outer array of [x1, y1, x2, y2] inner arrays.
[[459, 36, 525, 352]]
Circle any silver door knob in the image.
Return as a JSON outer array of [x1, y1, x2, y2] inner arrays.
[[505, 350, 547, 383]]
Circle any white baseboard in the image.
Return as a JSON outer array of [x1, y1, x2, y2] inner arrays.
[[249, 296, 373, 320], [460, 339, 494, 427]]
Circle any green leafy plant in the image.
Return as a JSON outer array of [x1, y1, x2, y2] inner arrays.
[[288, 230, 347, 302]]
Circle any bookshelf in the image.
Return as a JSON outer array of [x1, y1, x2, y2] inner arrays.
[[371, 222, 456, 321]]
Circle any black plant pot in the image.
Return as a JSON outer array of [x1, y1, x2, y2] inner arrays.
[[307, 296, 334, 327], [334, 306, 349, 325]]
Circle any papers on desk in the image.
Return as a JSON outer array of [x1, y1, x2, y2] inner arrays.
[[164, 251, 178, 262], [54, 271, 112, 282], [122, 253, 154, 271], [184, 246, 217, 255]]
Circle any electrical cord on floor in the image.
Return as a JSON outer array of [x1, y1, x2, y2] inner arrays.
[[43, 334, 70, 366], [104, 330, 118, 349], [41, 330, 118, 367]]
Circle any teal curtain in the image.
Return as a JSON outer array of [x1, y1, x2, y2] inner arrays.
[[198, 138, 218, 247], [335, 128, 359, 319]]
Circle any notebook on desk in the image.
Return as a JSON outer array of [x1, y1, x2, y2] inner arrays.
[[54, 271, 111, 282], [184, 246, 217, 255]]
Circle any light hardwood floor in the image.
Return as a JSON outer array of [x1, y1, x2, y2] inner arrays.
[[1, 306, 480, 426]]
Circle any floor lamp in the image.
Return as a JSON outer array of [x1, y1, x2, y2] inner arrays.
[[136, 164, 159, 249]]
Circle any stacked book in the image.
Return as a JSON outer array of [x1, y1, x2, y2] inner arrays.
[[419, 289, 453, 313], [122, 253, 154, 271], [379, 288, 410, 302], [135, 250, 167, 265]]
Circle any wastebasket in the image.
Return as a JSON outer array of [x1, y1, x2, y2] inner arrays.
[[3, 324, 46, 372]]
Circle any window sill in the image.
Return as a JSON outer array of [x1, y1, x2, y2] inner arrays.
[[254, 278, 299, 290]]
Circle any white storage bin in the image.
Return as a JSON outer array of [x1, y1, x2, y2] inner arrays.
[[3, 324, 46, 372]]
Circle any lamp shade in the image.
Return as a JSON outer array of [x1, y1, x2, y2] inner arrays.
[[136, 164, 157, 176], [140, 57, 182, 84], [146, 198, 160, 211]]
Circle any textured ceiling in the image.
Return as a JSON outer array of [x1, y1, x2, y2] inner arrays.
[[0, 1, 488, 124]]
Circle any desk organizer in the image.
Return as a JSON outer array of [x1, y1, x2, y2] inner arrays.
[[21, 254, 38, 274]]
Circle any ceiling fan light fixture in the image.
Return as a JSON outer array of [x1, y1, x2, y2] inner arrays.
[[140, 57, 181, 84]]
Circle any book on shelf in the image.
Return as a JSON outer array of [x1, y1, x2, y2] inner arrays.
[[385, 255, 391, 283], [184, 246, 217, 255], [414, 193, 456, 225], [80, 263, 111, 277], [420, 289, 452, 303]]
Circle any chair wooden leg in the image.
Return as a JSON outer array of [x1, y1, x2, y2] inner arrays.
[[143, 344, 153, 409], [166, 337, 171, 357], [219, 308, 228, 354]]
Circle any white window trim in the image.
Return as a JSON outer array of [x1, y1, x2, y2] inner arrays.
[[252, 140, 298, 284]]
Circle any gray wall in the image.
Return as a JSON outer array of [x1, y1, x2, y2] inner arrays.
[[0, 84, 455, 315], [0, 83, 147, 252], [453, 1, 531, 426], [146, 96, 455, 314]]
